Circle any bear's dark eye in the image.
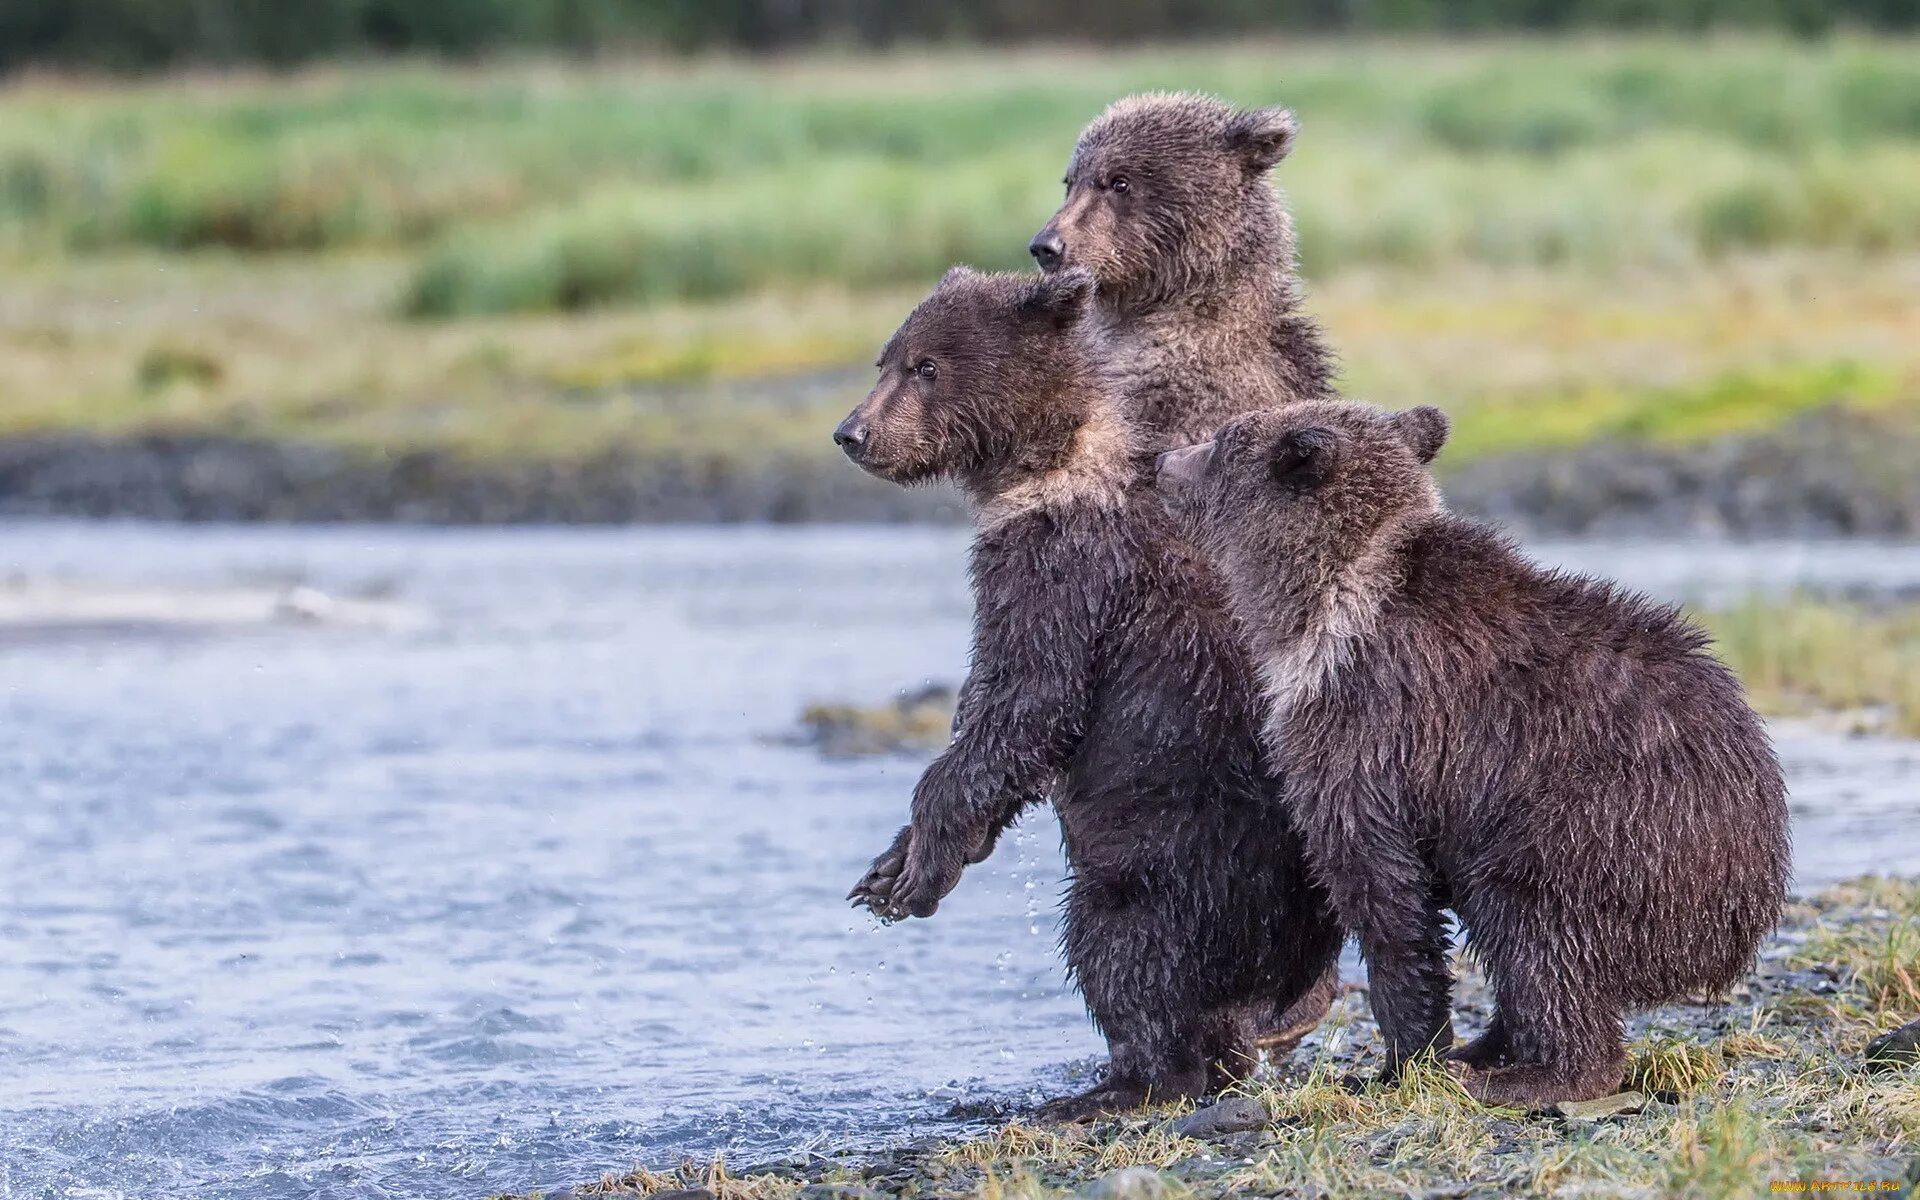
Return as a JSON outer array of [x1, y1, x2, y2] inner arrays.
[[914, 359, 938, 382], [1109, 176, 1130, 195]]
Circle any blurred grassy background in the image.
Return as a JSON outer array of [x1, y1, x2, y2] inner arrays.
[[1, 37, 1917, 474]]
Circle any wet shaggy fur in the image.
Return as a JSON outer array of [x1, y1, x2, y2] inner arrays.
[[1031, 93, 1337, 449], [1157, 402, 1791, 1108], [832, 268, 1342, 1119]]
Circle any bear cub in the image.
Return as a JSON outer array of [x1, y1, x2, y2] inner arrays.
[[1157, 402, 1791, 1107], [1031, 92, 1337, 449], [832, 268, 1342, 1120]]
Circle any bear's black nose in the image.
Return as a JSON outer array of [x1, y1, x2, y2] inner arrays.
[[1029, 231, 1066, 271], [833, 416, 868, 455]]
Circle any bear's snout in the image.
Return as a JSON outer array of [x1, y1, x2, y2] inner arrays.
[[1155, 442, 1214, 490], [1029, 229, 1066, 271], [832, 411, 870, 459]]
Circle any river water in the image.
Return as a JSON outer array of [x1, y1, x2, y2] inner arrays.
[[1, 522, 1916, 1200]]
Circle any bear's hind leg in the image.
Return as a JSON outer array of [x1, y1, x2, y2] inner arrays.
[[1039, 892, 1213, 1122], [1034, 1021, 1209, 1123], [1459, 971, 1625, 1108]]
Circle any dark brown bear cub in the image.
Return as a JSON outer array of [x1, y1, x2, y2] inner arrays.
[[832, 268, 1342, 1120], [1156, 402, 1790, 1108], [1031, 92, 1336, 448]]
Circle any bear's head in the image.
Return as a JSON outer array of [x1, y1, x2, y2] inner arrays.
[[1155, 401, 1450, 572], [1030, 93, 1298, 307], [833, 267, 1099, 491]]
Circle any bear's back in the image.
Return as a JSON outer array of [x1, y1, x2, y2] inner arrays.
[[1393, 516, 1715, 680]]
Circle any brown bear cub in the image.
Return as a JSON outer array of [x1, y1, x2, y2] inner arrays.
[[832, 267, 1342, 1120], [1030, 93, 1336, 448], [1156, 402, 1791, 1108], [1026, 90, 1348, 1044]]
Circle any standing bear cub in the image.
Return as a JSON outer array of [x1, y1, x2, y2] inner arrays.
[[1031, 92, 1337, 449], [833, 268, 1341, 1120], [1157, 402, 1791, 1107]]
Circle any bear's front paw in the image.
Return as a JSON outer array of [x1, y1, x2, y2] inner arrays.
[[848, 827, 913, 918], [884, 846, 965, 920]]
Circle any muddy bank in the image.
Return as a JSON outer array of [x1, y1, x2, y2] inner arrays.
[[1448, 408, 1920, 538], [0, 432, 959, 524], [2, 409, 1916, 533]]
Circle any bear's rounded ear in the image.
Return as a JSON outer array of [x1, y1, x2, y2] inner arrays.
[[1269, 426, 1338, 491], [1019, 267, 1095, 329], [1223, 106, 1298, 173], [1391, 406, 1450, 465], [938, 264, 979, 289]]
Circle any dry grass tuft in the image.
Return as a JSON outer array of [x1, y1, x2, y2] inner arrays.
[[576, 1156, 805, 1199], [1628, 1036, 1728, 1097], [937, 1118, 1212, 1175], [1785, 876, 1920, 1016]]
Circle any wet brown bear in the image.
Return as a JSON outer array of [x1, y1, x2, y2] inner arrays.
[[832, 268, 1342, 1120], [1030, 92, 1336, 448], [1156, 401, 1791, 1108]]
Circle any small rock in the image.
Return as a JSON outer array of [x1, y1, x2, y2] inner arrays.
[[649, 1191, 714, 1200], [742, 1151, 824, 1177], [1550, 1091, 1647, 1122], [1212, 1130, 1266, 1157], [799, 1184, 885, 1200], [1081, 1166, 1168, 1199], [793, 684, 957, 758], [1167, 1095, 1271, 1139], [897, 1135, 948, 1153], [1864, 1017, 1920, 1068]]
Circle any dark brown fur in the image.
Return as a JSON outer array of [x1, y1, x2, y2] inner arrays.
[[1031, 93, 1337, 449], [1157, 402, 1791, 1108], [832, 269, 1342, 1119]]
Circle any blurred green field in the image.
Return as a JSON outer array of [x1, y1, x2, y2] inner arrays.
[[8, 39, 1920, 306], [1, 37, 1917, 477]]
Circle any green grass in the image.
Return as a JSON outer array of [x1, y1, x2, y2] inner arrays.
[[1700, 595, 1920, 737], [6, 38, 1920, 313], [405, 130, 1920, 315], [402, 152, 1052, 315], [1433, 360, 1908, 462]]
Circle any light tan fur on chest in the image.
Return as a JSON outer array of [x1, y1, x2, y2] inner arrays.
[[975, 410, 1135, 530]]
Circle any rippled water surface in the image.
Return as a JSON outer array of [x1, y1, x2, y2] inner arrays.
[[2, 522, 1917, 1200]]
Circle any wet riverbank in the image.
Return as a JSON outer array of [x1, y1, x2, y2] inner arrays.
[[4, 408, 1918, 535], [554, 877, 1920, 1200]]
